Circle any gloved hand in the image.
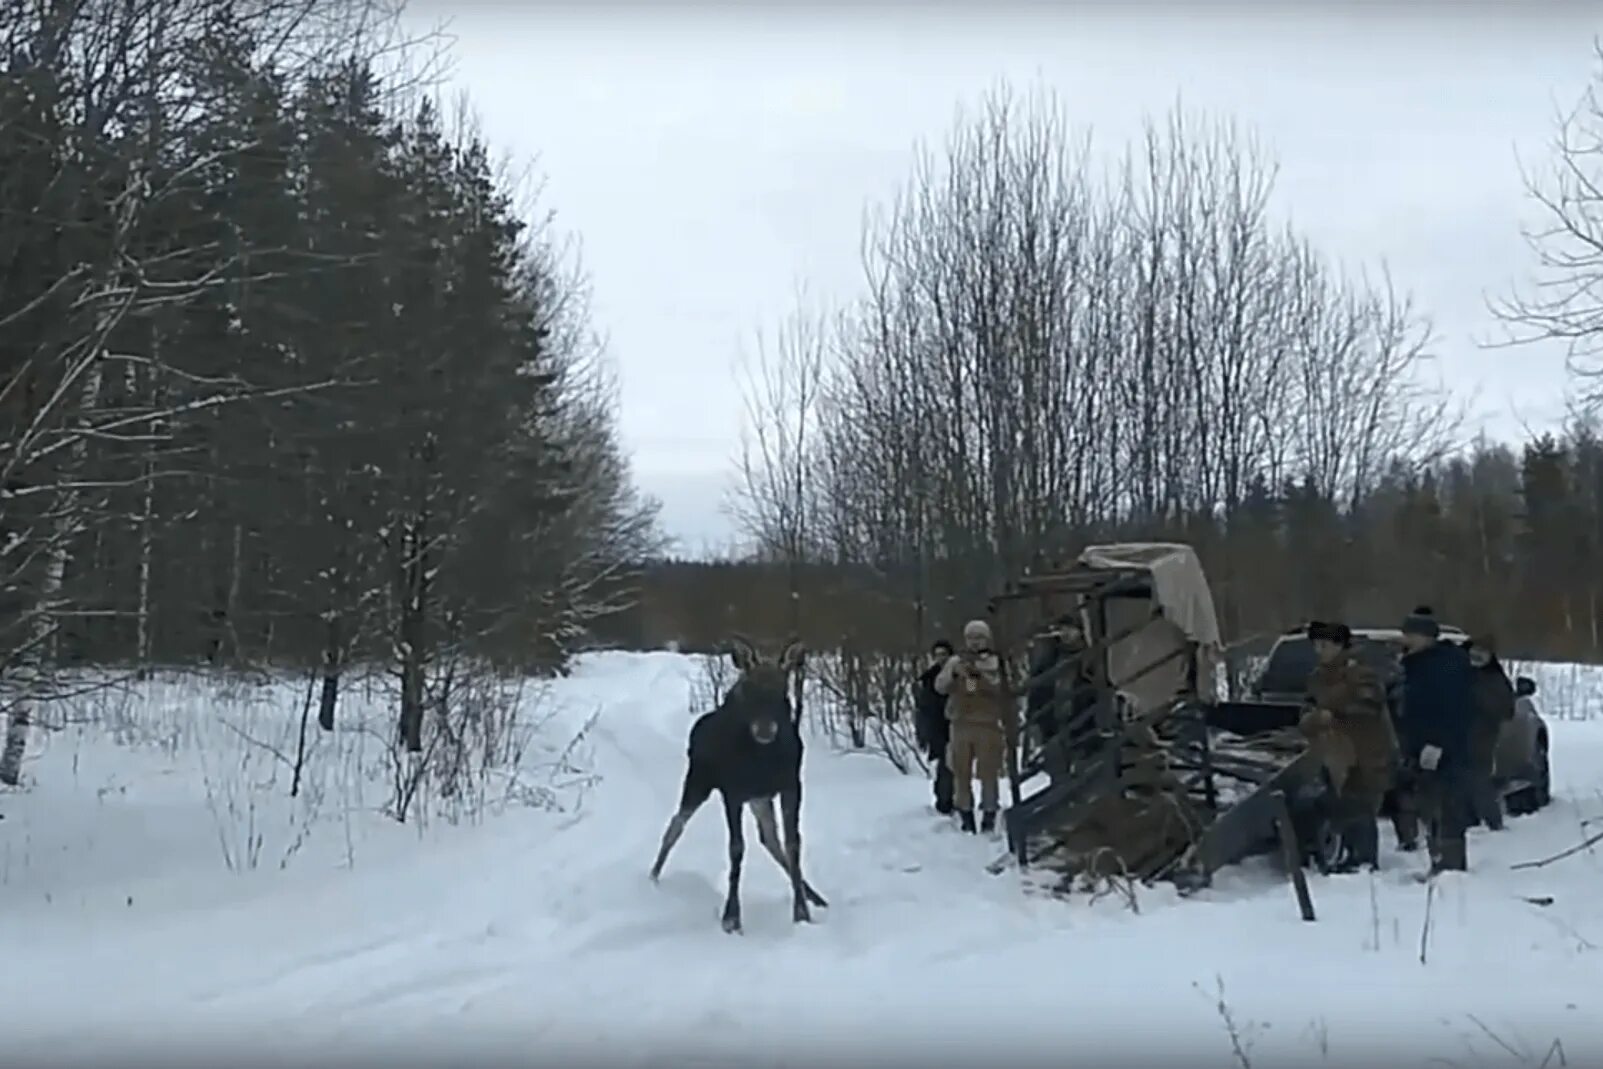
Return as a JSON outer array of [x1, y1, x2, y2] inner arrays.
[[1418, 744, 1443, 772]]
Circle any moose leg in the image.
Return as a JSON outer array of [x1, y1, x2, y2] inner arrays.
[[779, 783, 812, 924], [720, 792, 746, 934], [649, 764, 712, 881], [751, 797, 827, 907]]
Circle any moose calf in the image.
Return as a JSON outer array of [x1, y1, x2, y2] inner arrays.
[[648, 635, 828, 934]]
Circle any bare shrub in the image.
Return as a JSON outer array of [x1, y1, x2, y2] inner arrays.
[[808, 650, 922, 772], [378, 662, 598, 828], [689, 651, 737, 718]]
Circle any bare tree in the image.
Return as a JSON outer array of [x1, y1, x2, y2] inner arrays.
[[729, 81, 1452, 700], [0, 0, 655, 797], [0, 0, 376, 783], [1492, 41, 1603, 404]]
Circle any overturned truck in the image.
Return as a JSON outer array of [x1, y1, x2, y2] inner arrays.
[[990, 543, 1341, 894]]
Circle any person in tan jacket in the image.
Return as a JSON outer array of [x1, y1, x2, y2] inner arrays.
[[1300, 620, 1398, 871], [934, 618, 1017, 834]]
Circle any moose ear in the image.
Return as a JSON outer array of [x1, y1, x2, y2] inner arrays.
[[779, 639, 806, 673], [727, 634, 758, 672]]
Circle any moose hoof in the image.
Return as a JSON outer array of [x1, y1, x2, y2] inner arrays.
[[721, 912, 742, 934], [792, 901, 813, 924]]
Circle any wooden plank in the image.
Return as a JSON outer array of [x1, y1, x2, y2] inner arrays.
[[1272, 790, 1317, 922], [1169, 756, 1279, 782]]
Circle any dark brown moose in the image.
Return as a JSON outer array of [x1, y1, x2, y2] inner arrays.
[[648, 635, 828, 933]]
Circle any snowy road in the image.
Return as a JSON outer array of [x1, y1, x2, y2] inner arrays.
[[2, 652, 1600, 1066]]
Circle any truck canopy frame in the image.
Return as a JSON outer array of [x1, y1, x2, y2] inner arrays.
[[989, 543, 1338, 889]]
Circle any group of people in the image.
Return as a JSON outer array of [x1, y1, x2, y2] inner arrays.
[[909, 603, 1524, 879], [1303, 606, 1518, 877], [911, 619, 1018, 834]]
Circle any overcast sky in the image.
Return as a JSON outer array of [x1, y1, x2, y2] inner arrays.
[[407, 4, 1602, 553]]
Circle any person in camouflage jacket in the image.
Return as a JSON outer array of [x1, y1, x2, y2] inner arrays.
[[1302, 620, 1398, 871], [934, 618, 1018, 835]]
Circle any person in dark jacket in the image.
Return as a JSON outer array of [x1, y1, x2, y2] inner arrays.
[[1379, 660, 1424, 852], [1024, 617, 1090, 747], [1396, 606, 1476, 875], [1025, 630, 1062, 744], [914, 639, 956, 814], [1465, 636, 1514, 831]]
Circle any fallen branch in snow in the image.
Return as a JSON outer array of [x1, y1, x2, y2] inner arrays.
[[1540, 1038, 1570, 1068], [1301, 1016, 1330, 1061], [1366, 870, 1381, 952], [1523, 899, 1597, 953], [1455, 1014, 1569, 1069], [1195, 976, 1258, 1069], [1419, 879, 1437, 965], [1077, 848, 1141, 914], [1466, 1014, 1527, 1063], [1510, 829, 1603, 871]]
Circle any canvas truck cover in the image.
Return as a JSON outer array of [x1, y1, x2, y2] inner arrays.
[[1076, 542, 1223, 714]]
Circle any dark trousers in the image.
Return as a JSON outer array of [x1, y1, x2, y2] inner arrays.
[[1466, 737, 1504, 830], [1468, 766, 1504, 830], [933, 758, 954, 813], [1338, 764, 1389, 869], [928, 728, 954, 813], [1399, 767, 1470, 871]]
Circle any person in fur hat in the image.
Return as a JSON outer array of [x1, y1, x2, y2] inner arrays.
[[1302, 620, 1398, 871]]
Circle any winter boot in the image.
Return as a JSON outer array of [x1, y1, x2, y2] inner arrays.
[[933, 766, 954, 816], [1337, 819, 1380, 873], [980, 810, 997, 834], [1432, 838, 1467, 874], [958, 809, 977, 834]]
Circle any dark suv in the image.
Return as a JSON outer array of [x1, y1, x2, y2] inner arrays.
[[1254, 625, 1464, 705]]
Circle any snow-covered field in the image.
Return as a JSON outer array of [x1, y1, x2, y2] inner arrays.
[[2, 652, 1600, 1068]]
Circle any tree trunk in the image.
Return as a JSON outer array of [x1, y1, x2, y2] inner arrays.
[[1, 354, 105, 785], [318, 611, 342, 732], [397, 516, 429, 753], [134, 453, 155, 678]]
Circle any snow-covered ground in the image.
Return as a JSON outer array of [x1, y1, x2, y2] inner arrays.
[[1, 652, 1600, 1067]]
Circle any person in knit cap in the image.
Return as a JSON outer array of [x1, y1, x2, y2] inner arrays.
[[934, 618, 1018, 834], [1302, 620, 1397, 871], [1395, 606, 1476, 875]]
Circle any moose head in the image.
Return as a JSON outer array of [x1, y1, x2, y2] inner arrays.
[[724, 633, 806, 746]]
